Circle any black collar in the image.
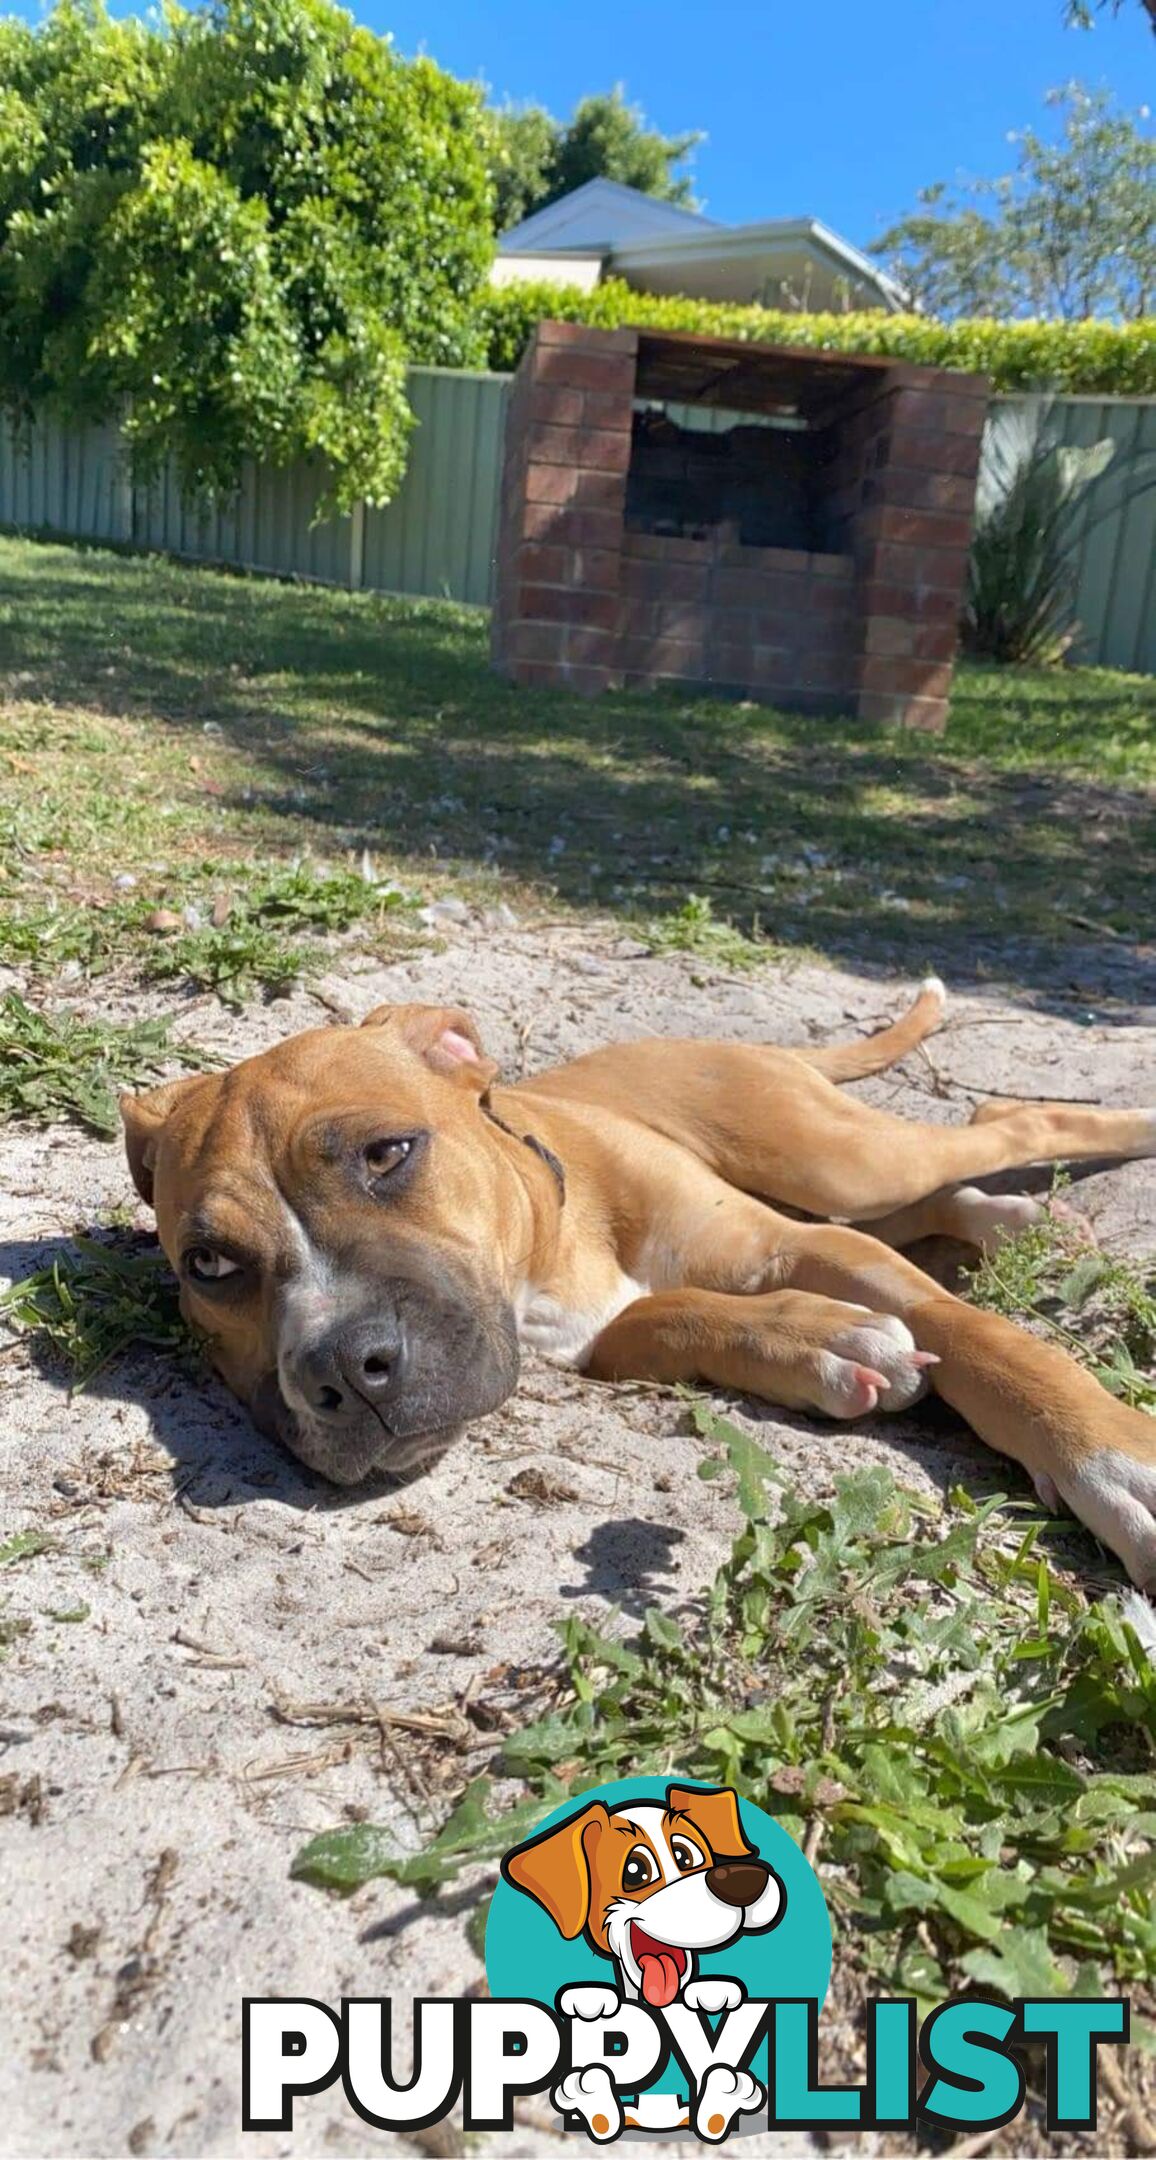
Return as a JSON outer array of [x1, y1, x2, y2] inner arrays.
[[480, 1092, 566, 1205]]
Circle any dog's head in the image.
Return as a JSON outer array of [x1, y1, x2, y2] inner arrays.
[[119, 1004, 558, 1484], [502, 1784, 785, 2007]]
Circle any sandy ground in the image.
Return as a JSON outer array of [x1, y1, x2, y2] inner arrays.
[[2, 917, 1155, 2160]]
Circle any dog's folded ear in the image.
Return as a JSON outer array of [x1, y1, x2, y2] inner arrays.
[[667, 1783, 755, 1860], [119, 1075, 204, 1207], [358, 1003, 498, 1090], [500, 1801, 609, 1939]]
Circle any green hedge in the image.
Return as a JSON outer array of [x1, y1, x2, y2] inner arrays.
[[478, 278, 1156, 395]]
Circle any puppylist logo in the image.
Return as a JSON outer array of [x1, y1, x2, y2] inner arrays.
[[243, 1777, 1129, 2143]]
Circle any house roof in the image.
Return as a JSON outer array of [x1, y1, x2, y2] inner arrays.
[[497, 180, 903, 313], [497, 177, 720, 255]]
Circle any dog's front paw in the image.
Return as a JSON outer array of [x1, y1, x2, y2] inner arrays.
[[682, 1976, 745, 2015], [553, 2065, 622, 2141], [558, 1983, 620, 2022], [695, 2065, 764, 2142], [815, 1310, 938, 1418]]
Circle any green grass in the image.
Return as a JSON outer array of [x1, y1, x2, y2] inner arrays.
[[0, 1232, 197, 1386], [291, 1414, 1156, 2022], [0, 992, 209, 1135], [969, 1187, 1156, 1415], [1, 535, 1153, 991]]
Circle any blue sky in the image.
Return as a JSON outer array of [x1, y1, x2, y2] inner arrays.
[[371, 0, 1150, 245], [7, 0, 1150, 246]]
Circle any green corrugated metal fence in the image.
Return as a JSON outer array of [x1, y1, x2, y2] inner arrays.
[[1, 374, 1153, 673], [1036, 396, 1156, 676], [0, 364, 510, 610]]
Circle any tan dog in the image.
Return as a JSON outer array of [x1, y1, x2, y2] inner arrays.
[[119, 981, 1156, 1585]]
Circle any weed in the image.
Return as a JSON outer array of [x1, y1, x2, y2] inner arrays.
[[293, 1413, 1156, 2016], [0, 993, 208, 1136], [643, 894, 770, 972], [969, 1194, 1156, 1414], [0, 1234, 197, 1388], [144, 919, 311, 1007]]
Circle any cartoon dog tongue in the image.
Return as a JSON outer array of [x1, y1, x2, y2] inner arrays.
[[631, 1925, 685, 2007]]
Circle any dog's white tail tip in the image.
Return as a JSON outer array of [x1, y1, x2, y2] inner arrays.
[[920, 974, 946, 1004]]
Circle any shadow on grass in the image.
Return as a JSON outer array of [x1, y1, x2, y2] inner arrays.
[[2, 537, 1155, 1019]]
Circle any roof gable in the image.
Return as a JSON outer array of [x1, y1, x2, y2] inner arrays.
[[498, 177, 717, 254]]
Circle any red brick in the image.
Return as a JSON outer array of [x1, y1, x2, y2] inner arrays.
[[812, 552, 854, 580], [861, 580, 960, 624], [653, 601, 711, 645], [618, 636, 702, 678], [859, 656, 954, 700], [622, 559, 709, 603], [529, 386, 585, 428], [571, 547, 620, 592], [884, 469, 979, 515], [518, 584, 619, 631], [871, 506, 974, 550], [793, 650, 853, 692], [524, 462, 579, 507], [501, 621, 568, 665], [710, 641, 756, 684], [534, 347, 637, 394], [886, 387, 988, 436], [565, 508, 625, 552], [582, 389, 636, 431], [565, 626, 620, 666], [881, 431, 984, 477], [622, 532, 711, 566], [517, 543, 569, 585], [865, 617, 958, 663], [805, 580, 856, 621], [868, 544, 969, 595], [535, 320, 638, 354], [526, 424, 632, 472], [573, 468, 627, 511], [618, 598, 658, 638]]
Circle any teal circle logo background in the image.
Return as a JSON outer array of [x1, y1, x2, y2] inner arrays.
[[485, 1777, 831, 2099]]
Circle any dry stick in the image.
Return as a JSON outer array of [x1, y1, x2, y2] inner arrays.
[[1099, 2050, 1156, 2156]]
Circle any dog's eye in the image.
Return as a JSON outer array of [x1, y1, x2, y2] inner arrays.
[[364, 1138, 413, 1177], [185, 1247, 241, 1284], [671, 1836, 704, 1873], [622, 1845, 659, 1891]]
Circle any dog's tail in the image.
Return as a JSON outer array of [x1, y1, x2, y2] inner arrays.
[[795, 976, 946, 1083]]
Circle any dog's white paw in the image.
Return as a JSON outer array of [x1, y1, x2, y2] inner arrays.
[[558, 1983, 620, 2022], [695, 2065, 764, 2142], [815, 1311, 939, 1418], [682, 1976, 745, 2015], [1056, 1446, 1156, 1591], [553, 2065, 621, 2141]]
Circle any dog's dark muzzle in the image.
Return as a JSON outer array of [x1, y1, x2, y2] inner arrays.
[[255, 1277, 520, 1484]]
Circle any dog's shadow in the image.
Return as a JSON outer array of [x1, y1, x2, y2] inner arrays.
[[0, 1228, 392, 1516]]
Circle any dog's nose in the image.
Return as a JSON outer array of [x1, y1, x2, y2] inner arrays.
[[297, 1320, 407, 1423], [705, 1860, 769, 1908]]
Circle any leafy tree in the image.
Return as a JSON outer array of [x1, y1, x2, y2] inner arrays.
[[489, 86, 701, 233], [1065, 0, 1156, 31], [0, 0, 493, 507], [871, 83, 1154, 320]]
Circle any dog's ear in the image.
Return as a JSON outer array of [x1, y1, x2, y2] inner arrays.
[[119, 1075, 204, 1207], [500, 1802, 609, 1939], [358, 1003, 498, 1090], [667, 1784, 755, 1861]]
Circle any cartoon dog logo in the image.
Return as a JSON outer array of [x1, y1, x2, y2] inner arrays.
[[501, 1782, 785, 2140]]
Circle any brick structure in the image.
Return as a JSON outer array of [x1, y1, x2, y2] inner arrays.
[[491, 322, 988, 732]]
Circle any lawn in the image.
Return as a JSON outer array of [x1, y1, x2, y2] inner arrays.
[[0, 534, 1153, 997]]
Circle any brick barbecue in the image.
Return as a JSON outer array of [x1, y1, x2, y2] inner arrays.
[[491, 322, 988, 733]]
